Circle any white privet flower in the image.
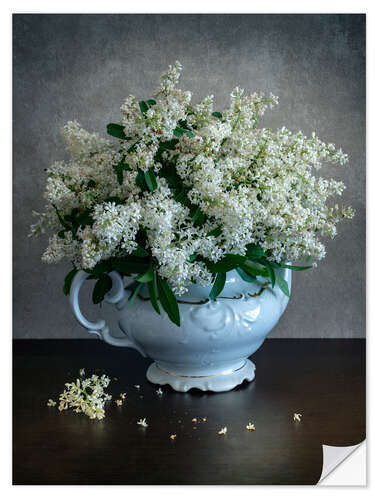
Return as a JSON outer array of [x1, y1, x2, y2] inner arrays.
[[137, 418, 148, 428], [47, 399, 56, 407], [246, 422, 256, 431], [218, 427, 227, 435], [293, 413, 302, 422], [31, 61, 354, 296], [58, 374, 112, 420]]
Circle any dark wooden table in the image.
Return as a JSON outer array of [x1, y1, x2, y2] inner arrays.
[[13, 339, 365, 485]]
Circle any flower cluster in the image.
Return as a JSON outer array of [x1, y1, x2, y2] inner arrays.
[[31, 61, 353, 325], [58, 374, 112, 420]]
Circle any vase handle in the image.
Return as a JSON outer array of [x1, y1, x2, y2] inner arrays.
[[69, 270, 146, 356]]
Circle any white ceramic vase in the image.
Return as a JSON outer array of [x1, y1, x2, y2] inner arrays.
[[70, 268, 291, 392]]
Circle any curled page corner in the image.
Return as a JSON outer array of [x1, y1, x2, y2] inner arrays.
[[318, 440, 366, 485]]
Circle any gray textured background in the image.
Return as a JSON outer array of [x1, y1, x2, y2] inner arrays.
[[13, 14, 365, 339]]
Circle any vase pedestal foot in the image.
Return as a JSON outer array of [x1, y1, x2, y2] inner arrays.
[[146, 359, 255, 392]]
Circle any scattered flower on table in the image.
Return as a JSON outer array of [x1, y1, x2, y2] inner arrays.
[[137, 418, 148, 428], [293, 413, 302, 422], [156, 388, 163, 396], [246, 422, 256, 431], [218, 427, 227, 435], [47, 399, 56, 407], [170, 434, 177, 440], [79, 368, 85, 377], [119, 392, 127, 400], [58, 374, 112, 420], [134, 385, 140, 390], [115, 399, 123, 407], [191, 418, 197, 423], [202, 417, 207, 422]]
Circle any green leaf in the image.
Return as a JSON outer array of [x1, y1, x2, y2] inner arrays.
[[85, 261, 112, 277], [280, 263, 312, 271], [157, 274, 181, 326], [236, 267, 256, 283], [275, 273, 290, 297], [157, 139, 179, 152], [132, 245, 149, 257], [187, 253, 197, 263], [174, 187, 191, 206], [246, 244, 267, 258], [147, 275, 160, 314], [135, 170, 148, 192], [103, 196, 123, 205], [261, 259, 275, 288], [173, 127, 194, 138], [266, 260, 281, 269], [242, 260, 269, 278], [113, 160, 131, 185], [212, 112, 223, 119], [191, 206, 206, 226], [160, 163, 179, 186], [92, 274, 112, 304], [111, 257, 149, 275], [87, 180, 96, 188], [209, 273, 226, 300], [63, 268, 78, 296], [107, 123, 130, 140], [76, 209, 94, 227], [306, 255, 311, 262], [158, 162, 182, 189], [139, 100, 149, 115], [128, 282, 143, 307], [134, 263, 154, 283], [144, 169, 158, 192], [147, 99, 156, 107], [116, 168, 123, 185], [207, 226, 222, 238], [209, 254, 246, 273]]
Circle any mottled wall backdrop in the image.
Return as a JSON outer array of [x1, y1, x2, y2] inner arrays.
[[13, 14, 365, 339]]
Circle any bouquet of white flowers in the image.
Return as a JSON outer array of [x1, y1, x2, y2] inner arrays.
[[30, 61, 354, 326]]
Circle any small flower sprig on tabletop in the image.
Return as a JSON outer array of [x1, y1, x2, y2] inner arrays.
[[58, 373, 112, 420], [137, 418, 148, 428]]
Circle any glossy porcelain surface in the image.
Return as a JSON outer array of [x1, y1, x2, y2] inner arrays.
[[70, 268, 291, 392]]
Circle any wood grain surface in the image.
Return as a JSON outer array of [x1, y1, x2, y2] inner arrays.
[[13, 339, 365, 485]]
